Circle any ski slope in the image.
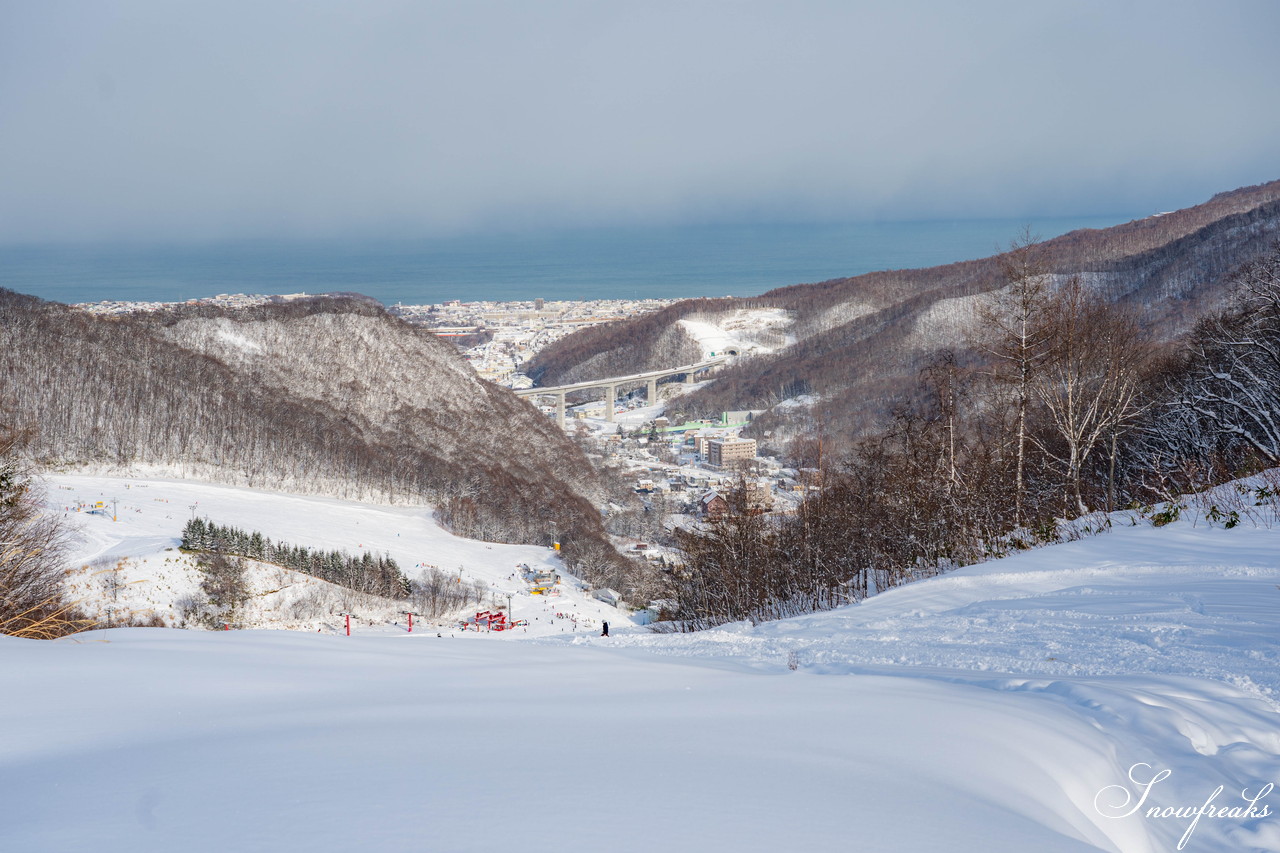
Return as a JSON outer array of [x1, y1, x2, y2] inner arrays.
[[2, 477, 1278, 852], [47, 474, 630, 635], [678, 307, 795, 358], [604, 519, 1280, 696]]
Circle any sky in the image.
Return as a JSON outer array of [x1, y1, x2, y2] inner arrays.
[[1, 0, 1278, 243]]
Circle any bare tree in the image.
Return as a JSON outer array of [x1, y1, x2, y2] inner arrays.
[[672, 484, 780, 628], [1031, 279, 1152, 515], [0, 422, 87, 638], [921, 350, 964, 487], [972, 230, 1054, 526], [1176, 247, 1280, 465]]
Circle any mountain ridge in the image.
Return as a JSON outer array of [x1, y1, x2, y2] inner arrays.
[[0, 292, 637, 587], [526, 179, 1280, 450]]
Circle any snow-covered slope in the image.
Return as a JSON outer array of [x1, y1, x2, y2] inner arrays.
[[50, 475, 630, 636], [590, 512, 1280, 851], [65, 548, 422, 632], [678, 307, 794, 358], [4, 480, 1278, 852], [606, 517, 1280, 695]]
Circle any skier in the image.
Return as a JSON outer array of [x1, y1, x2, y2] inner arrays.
[[601, 620, 609, 637]]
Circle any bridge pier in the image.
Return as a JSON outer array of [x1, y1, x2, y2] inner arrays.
[[604, 384, 617, 422], [556, 392, 566, 428], [647, 378, 657, 403]]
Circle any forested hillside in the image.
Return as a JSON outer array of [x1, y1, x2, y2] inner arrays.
[[669, 245, 1280, 628], [524, 301, 705, 386], [527, 180, 1280, 452], [0, 293, 632, 583]]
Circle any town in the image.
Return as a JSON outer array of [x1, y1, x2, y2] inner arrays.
[[393, 299, 808, 545], [588, 412, 813, 532], [390, 296, 678, 385], [73, 291, 320, 315]]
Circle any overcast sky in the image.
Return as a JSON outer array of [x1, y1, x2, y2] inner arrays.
[[1, 0, 1277, 242]]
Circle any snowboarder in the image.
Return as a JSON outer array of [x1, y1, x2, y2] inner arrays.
[[601, 621, 609, 637]]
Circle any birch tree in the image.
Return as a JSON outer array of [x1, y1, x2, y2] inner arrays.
[[1030, 278, 1151, 515], [972, 231, 1054, 526]]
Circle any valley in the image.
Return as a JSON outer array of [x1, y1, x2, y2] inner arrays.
[[6, 7, 1279, 851], [5, 179, 1280, 853]]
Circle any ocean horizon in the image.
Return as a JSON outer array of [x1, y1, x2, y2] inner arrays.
[[0, 215, 1140, 306]]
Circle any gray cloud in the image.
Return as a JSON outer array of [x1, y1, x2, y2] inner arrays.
[[1, 0, 1277, 242]]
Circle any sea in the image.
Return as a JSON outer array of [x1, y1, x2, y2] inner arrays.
[[0, 215, 1140, 306]]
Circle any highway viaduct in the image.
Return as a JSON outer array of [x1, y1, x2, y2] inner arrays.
[[514, 356, 729, 427]]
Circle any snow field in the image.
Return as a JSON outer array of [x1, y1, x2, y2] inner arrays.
[[4, 475, 1278, 851], [0, 629, 1188, 853], [604, 521, 1280, 696], [678, 307, 795, 359], [579, 510, 1280, 851]]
